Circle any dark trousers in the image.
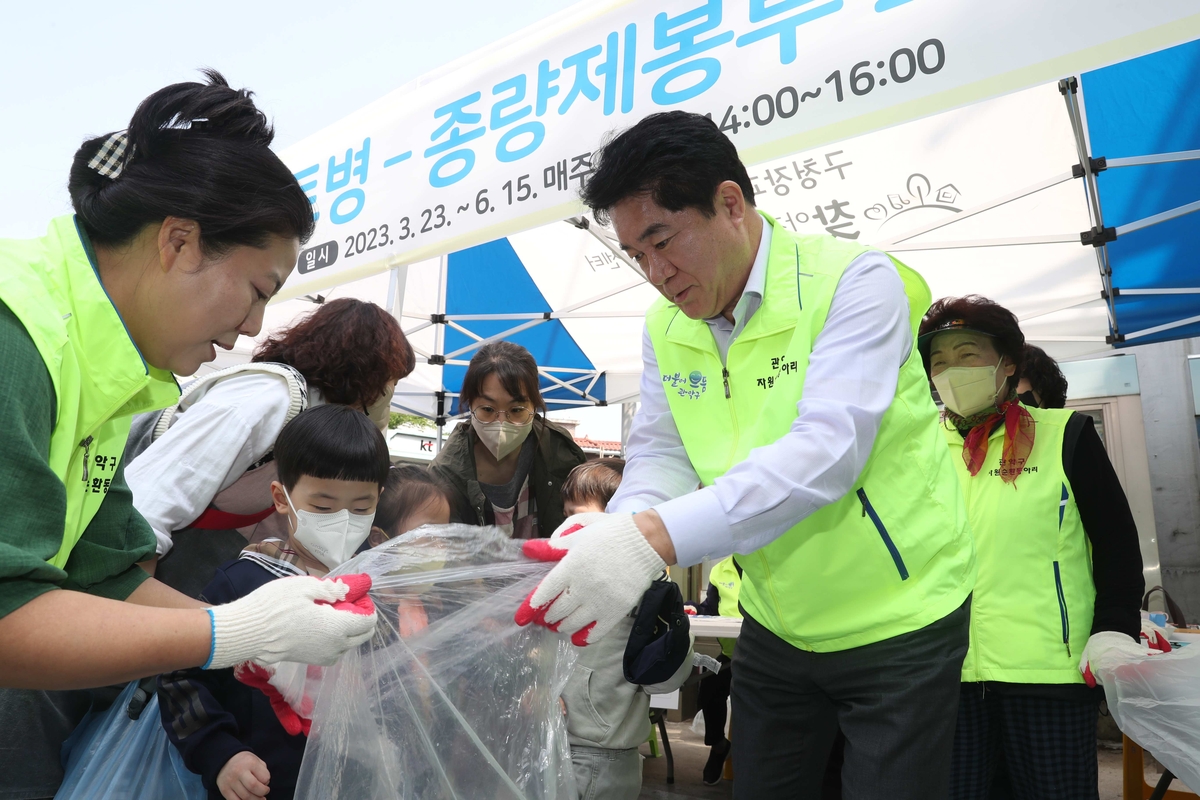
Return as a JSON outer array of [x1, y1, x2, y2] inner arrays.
[[730, 599, 970, 800], [697, 655, 733, 747], [949, 685, 1099, 800]]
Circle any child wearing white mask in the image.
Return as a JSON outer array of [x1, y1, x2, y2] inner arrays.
[[159, 404, 389, 800]]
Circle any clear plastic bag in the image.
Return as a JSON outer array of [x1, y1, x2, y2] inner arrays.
[[287, 524, 578, 799], [1097, 643, 1200, 792], [55, 680, 205, 799]]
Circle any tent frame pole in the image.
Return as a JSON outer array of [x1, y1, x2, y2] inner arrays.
[[1105, 149, 1200, 169], [1060, 76, 1120, 341], [885, 234, 1080, 252], [1115, 199, 1200, 238], [435, 255, 448, 453], [568, 216, 649, 281]]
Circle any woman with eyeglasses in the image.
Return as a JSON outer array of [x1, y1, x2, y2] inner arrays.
[[430, 341, 586, 539]]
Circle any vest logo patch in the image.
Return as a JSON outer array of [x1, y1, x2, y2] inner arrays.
[[82, 449, 122, 496], [663, 370, 708, 400], [989, 458, 1037, 478], [758, 355, 800, 389]]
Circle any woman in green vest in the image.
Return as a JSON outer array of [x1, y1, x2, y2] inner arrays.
[[0, 73, 376, 694], [918, 296, 1148, 800]]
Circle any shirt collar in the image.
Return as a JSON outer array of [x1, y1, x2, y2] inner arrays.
[[741, 212, 771, 304], [706, 211, 772, 334]]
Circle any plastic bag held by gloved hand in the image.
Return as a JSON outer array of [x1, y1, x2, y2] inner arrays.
[[515, 513, 666, 646], [1095, 638, 1200, 792], [234, 661, 314, 737], [1079, 631, 1161, 687], [269, 525, 577, 800], [232, 575, 377, 734], [206, 573, 378, 669]]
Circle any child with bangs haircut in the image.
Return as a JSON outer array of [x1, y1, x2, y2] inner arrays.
[[159, 404, 390, 800]]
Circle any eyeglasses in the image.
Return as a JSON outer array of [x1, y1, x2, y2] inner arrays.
[[470, 405, 533, 425]]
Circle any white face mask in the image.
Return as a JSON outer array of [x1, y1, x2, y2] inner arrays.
[[932, 362, 1004, 417], [283, 486, 376, 570], [471, 416, 533, 461]]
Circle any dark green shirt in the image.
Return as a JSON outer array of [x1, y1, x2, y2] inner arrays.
[[0, 300, 153, 620]]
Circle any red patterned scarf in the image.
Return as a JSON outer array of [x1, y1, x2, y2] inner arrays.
[[948, 396, 1036, 484]]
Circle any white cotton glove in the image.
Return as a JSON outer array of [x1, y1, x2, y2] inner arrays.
[[206, 575, 377, 669], [1079, 630, 1161, 687], [514, 513, 666, 646]]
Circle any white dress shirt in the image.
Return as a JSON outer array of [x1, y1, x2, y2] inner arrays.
[[125, 373, 320, 557], [608, 217, 913, 567]]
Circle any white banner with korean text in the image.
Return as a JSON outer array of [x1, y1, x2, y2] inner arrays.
[[278, 0, 1200, 299]]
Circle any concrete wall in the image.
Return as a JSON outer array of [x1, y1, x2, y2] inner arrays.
[[1130, 339, 1200, 622]]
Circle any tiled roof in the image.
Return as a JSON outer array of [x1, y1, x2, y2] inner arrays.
[[575, 436, 622, 451]]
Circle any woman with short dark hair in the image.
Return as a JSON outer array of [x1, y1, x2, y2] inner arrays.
[[125, 296, 414, 598], [430, 341, 585, 539], [919, 295, 1148, 799], [1017, 343, 1069, 409]]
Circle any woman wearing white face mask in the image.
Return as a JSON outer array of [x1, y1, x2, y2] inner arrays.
[[124, 297, 414, 598], [918, 296, 1149, 800], [431, 341, 586, 539]]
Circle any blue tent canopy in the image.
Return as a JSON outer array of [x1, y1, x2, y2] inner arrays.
[[443, 238, 606, 415], [1080, 39, 1200, 347]]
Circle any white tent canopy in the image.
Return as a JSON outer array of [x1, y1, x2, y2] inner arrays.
[[272, 0, 1200, 302], [198, 0, 1200, 432], [751, 80, 1106, 361], [206, 79, 1105, 418]]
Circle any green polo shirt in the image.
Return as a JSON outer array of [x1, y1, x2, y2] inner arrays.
[[0, 300, 153, 620]]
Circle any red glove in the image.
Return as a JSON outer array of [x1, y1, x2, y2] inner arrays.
[[234, 662, 313, 736], [317, 574, 375, 616], [515, 513, 665, 647], [234, 575, 373, 735], [1140, 619, 1173, 653]]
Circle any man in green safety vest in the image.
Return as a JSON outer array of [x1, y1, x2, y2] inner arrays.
[[515, 111, 977, 798]]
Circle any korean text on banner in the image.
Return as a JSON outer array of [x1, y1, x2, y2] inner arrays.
[[279, 0, 1200, 299]]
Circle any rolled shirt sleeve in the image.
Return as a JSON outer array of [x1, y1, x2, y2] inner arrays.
[[606, 328, 704, 516], [638, 252, 914, 567]]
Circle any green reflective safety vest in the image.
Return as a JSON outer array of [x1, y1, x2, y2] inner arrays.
[[707, 556, 742, 657], [646, 217, 975, 653], [946, 406, 1093, 684], [0, 216, 180, 569]]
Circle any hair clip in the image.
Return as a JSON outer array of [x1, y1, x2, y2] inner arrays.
[[87, 131, 134, 179]]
